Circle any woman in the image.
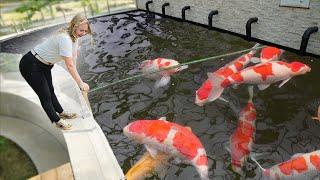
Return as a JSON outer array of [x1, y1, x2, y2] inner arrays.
[[19, 14, 91, 130]]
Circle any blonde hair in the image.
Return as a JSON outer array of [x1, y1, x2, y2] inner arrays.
[[59, 14, 92, 42]]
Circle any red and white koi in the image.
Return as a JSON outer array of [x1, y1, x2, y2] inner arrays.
[[230, 86, 256, 174], [251, 46, 284, 64], [140, 58, 188, 88], [204, 61, 311, 103], [123, 118, 209, 180], [195, 43, 260, 106], [252, 150, 320, 179]]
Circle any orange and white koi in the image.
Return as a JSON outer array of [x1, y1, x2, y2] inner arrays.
[[204, 61, 311, 103], [195, 43, 260, 106], [252, 150, 320, 179], [140, 58, 188, 88], [251, 46, 284, 64], [123, 118, 209, 180], [229, 86, 256, 174]]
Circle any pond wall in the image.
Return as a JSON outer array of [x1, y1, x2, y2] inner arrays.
[[136, 0, 320, 56]]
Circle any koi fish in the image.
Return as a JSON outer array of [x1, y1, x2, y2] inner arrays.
[[195, 43, 260, 106], [251, 46, 284, 64], [123, 118, 209, 180], [204, 61, 311, 103], [140, 58, 188, 88], [252, 150, 320, 179], [126, 126, 193, 180], [230, 86, 256, 174], [125, 151, 170, 180]]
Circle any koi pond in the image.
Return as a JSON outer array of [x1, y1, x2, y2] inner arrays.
[[1, 10, 320, 180]]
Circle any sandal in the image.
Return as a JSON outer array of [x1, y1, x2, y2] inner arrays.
[[56, 119, 72, 130], [58, 111, 77, 119]]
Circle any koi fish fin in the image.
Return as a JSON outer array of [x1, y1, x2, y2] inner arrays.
[[252, 43, 261, 50], [250, 57, 261, 64], [280, 49, 285, 57], [291, 153, 303, 159], [140, 60, 151, 68], [159, 117, 166, 121], [250, 43, 261, 55], [257, 84, 270, 91], [145, 144, 158, 158], [250, 155, 266, 173], [154, 76, 171, 89], [278, 78, 291, 88], [218, 96, 229, 103], [248, 86, 254, 102], [173, 157, 189, 165], [232, 84, 239, 89], [179, 65, 188, 71], [207, 73, 227, 103], [185, 126, 192, 131], [224, 145, 231, 153]]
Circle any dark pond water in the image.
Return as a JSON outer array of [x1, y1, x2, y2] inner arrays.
[[1, 10, 320, 180]]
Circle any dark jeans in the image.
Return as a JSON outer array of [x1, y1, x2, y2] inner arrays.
[[19, 51, 63, 123]]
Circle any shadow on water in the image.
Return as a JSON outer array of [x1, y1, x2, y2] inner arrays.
[[1, 11, 320, 180], [80, 11, 320, 179]]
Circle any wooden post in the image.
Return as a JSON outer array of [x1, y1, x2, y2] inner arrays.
[[106, 0, 110, 14], [21, 22, 26, 31], [0, 14, 5, 26], [61, 9, 66, 23], [83, 6, 87, 17], [40, 9, 45, 25], [89, 4, 94, 16], [12, 19, 18, 33], [94, 0, 99, 11], [49, 4, 55, 19]]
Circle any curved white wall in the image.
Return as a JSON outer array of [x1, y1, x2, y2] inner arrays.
[[0, 92, 69, 173]]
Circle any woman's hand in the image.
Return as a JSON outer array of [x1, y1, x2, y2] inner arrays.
[[79, 82, 90, 92]]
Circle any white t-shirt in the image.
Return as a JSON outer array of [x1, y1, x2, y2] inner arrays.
[[34, 32, 78, 64]]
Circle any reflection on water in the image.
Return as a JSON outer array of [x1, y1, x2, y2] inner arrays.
[[2, 10, 320, 180]]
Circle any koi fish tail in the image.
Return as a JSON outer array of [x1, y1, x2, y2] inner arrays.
[[207, 73, 228, 103], [248, 43, 261, 64], [196, 165, 209, 180], [250, 43, 261, 55], [248, 86, 254, 103], [250, 155, 266, 174]]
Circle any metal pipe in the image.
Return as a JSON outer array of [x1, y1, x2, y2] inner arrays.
[[246, 17, 258, 40], [182, 6, 191, 21], [146, 1, 153, 12], [299, 26, 318, 55], [162, 3, 170, 16], [208, 10, 218, 27]]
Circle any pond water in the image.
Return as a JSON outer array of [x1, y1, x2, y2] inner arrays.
[[83, 11, 320, 179], [1, 10, 320, 180]]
